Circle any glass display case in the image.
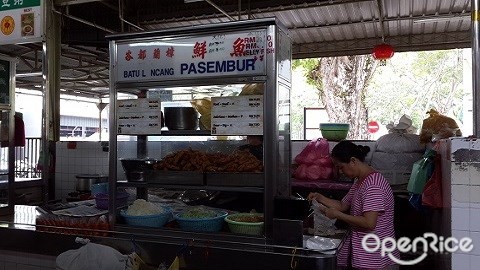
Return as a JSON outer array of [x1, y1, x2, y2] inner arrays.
[[107, 18, 291, 244]]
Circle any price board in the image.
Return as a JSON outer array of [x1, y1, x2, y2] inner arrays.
[[117, 99, 162, 135], [210, 95, 263, 135]]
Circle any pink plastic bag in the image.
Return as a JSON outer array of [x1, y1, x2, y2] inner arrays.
[[293, 138, 334, 181]]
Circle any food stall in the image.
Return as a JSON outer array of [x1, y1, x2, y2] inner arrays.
[[101, 18, 340, 268]]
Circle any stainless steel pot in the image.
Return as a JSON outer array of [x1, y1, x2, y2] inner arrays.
[[75, 174, 108, 192], [164, 107, 198, 130]]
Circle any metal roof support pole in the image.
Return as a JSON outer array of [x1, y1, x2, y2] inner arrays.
[[42, 0, 62, 201], [473, 0, 480, 137], [204, 0, 235, 21]]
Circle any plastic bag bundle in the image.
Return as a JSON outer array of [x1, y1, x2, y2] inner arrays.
[[190, 98, 212, 130], [293, 138, 334, 181], [239, 83, 264, 95], [311, 200, 336, 236], [419, 109, 462, 143], [56, 242, 129, 270]]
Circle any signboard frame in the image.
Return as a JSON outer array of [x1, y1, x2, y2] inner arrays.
[[0, 0, 43, 45]]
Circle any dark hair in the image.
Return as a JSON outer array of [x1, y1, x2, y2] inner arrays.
[[331, 140, 370, 163]]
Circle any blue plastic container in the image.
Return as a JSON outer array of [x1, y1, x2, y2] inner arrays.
[[120, 208, 172, 228], [175, 211, 228, 232]]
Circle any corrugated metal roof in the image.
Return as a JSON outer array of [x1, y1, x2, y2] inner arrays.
[[0, 0, 473, 96]]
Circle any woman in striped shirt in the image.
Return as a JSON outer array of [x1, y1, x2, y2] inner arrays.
[[308, 140, 399, 270]]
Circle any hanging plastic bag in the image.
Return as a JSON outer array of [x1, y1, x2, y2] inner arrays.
[[407, 149, 436, 194], [422, 154, 443, 208], [293, 138, 334, 181]]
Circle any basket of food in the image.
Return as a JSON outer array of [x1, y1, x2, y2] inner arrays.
[[175, 207, 227, 232], [120, 199, 172, 228], [225, 213, 264, 236]]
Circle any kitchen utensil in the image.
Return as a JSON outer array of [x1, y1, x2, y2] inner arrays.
[[120, 158, 158, 182], [164, 107, 198, 130], [225, 213, 264, 235], [91, 182, 108, 196], [319, 123, 350, 141], [75, 174, 108, 192], [94, 192, 129, 210], [120, 208, 172, 228]]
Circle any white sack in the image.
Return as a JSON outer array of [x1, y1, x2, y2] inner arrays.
[[56, 242, 128, 270]]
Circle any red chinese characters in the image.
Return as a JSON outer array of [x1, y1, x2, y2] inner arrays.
[[138, 49, 147, 60], [230, 37, 245, 57], [192, 41, 207, 59], [153, 48, 161, 59], [125, 50, 133, 61], [166, 46, 175, 58]]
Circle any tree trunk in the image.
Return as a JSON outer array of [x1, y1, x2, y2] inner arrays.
[[309, 55, 376, 139]]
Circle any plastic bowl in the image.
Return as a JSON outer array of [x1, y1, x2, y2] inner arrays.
[[225, 213, 264, 236], [94, 192, 129, 210], [120, 208, 172, 228], [174, 211, 228, 232], [319, 123, 350, 141]]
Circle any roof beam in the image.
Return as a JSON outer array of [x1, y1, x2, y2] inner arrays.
[[292, 31, 471, 58], [55, 0, 104, 6]]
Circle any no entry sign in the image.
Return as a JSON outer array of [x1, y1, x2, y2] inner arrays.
[[368, 121, 380, 133]]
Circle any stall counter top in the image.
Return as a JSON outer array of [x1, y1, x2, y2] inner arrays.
[[0, 205, 338, 270], [291, 179, 353, 190]]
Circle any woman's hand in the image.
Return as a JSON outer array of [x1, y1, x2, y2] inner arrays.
[[307, 192, 323, 203], [324, 208, 339, 219]]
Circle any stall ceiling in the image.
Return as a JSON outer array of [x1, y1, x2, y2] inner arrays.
[[0, 0, 472, 98]]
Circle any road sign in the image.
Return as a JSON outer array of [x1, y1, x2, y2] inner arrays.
[[368, 121, 380, 133]]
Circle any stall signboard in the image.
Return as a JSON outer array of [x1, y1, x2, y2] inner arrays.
[[0, 59, 10, 104], [117, 99, 162, 135], [0, 0, 43, 45], [115, 30, 267, 82], [211, 95, 263, 135]]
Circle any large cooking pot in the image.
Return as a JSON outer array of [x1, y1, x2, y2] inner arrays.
[[164, 107, 198, 130], [75, 174, 108, 192]]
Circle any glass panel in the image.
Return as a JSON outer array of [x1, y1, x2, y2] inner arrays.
[[0, 110, 11, 209]]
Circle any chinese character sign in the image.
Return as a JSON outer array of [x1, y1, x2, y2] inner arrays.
[[0, 0, 42, 45], [115, 30, 267, 82]]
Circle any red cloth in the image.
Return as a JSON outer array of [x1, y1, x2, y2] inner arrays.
[[1, 113, 25, 147]]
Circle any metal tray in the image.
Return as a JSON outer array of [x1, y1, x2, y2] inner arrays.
[[205, 172, 264, 187], [145, 170, 204, 185]]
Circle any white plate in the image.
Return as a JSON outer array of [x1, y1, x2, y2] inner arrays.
[[306, 236, 341, 252]]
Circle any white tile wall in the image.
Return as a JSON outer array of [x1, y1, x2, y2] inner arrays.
[[443, 138, 480, 270], [451, 163, 470, 185], [55, 141, 109, 199], [0, 250, 55, 270], [452, 207, 470, 231], [452, 253, 470, 270]]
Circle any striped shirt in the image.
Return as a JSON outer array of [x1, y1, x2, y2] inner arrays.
[[336, 172, 399, 269]]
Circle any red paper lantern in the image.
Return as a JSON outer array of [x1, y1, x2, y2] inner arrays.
[[372, 43, 395, 65]]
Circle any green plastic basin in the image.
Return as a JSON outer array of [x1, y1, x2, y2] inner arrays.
[[319, 123, 349, 141]]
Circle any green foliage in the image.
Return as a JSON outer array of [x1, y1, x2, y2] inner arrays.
[[365, 49, 465, 131]]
